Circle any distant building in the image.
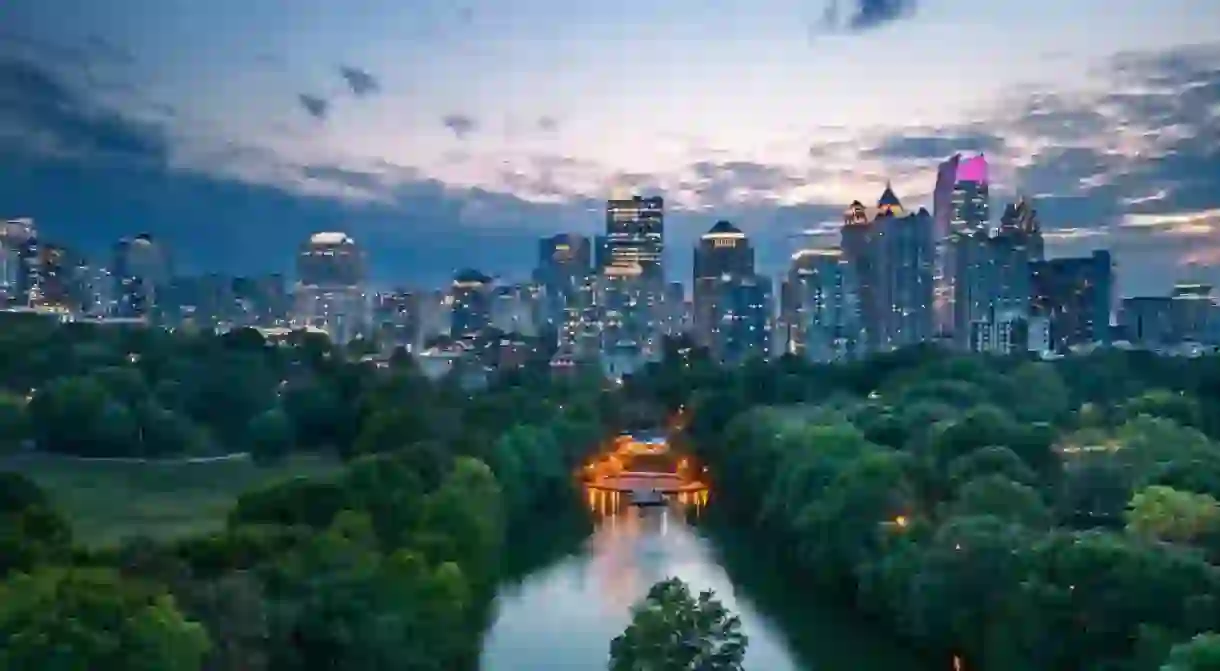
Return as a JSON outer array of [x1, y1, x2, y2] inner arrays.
[[536, 233, 591, 334], [870, 187, 935, 350], [450, 268, 493, 341], [783, 248, 860, 362], [692, 221, 753, 348], [1031, 250, 1113, 352], [292, 232, 367, 343], [709, 273, 770, 365], [1119, 296, 1174, 348], [113, 233, 171, 322]]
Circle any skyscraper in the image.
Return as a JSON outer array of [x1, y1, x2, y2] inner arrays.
[[603, 195, 665, 357], [605, 196, 664, 280], [537, 234, 592, 333], [292, 232, 366, 342], [1031, 250, 1113, 352], [783, 248, 860, 361], [450, 268, 493, 341], [839, 200, 875, 351], [950, 155, 990, 234], [709, 273, 771, 365], [692, 220, 753, 347], [932, 154, 962, 337], [950, 229, 995, 347], [870, 187, 935, 349], [113, 233, 170, 321]]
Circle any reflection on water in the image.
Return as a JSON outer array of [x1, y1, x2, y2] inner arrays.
[[481, 488, 927, 671]]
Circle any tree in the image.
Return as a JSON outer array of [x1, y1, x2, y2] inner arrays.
[[0, 567, 210, 671], [0, 392, 29, 454], [247, 408, 294, 464], [608, 578, 747, 671], [1126, 485, 1220, 544], [1161, 632, 1220, 670]]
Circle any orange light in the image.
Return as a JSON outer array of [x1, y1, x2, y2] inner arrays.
[[894, 515, 908, 528]]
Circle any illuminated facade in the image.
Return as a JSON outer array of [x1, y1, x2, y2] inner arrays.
[[708, 273, 771, 365], [950, 155, 990, 234], [114, 233, 171, 321], [783, 248, 860, 361], [450, 268, 493, 341], [537, 233, 592, 334], [692, 220, 753, 347], [292, 232, 367, 343], [602, 196, 665, 357], [871, 189, 935, 350], [932, 154, 962, 338], [1031, 250, 1113, 352], [839, 200, 875, 351]]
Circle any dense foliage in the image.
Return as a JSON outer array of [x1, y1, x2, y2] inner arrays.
[[0, 319, 613, 670], [609, 577, 747, 671], [628, 338, 1220, 671]]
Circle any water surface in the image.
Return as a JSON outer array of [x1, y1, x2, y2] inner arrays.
[[481, 492, 931, 670]]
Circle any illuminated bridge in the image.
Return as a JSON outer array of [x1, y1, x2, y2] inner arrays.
[[581, 430, 709, 504]]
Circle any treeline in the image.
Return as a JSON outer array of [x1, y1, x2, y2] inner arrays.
[[629, 339, 1220, 670], [0, 320, 615, 670]]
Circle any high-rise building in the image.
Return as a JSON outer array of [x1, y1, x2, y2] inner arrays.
[[1031, 250, 1113, 352], [372, 290, 420, 351], [870, 188, 935, 350], [605, 196, 664, 280], [603, 196, 665, 357], [783, 248, 860, 362], [0, 218, 35, 306], [950, 155, 990, 234], [932, 154, 962, 337], [559, 272, 600, 357], [450, 268, 493, 341], [113, 233, 170, 321], [950, 229, 995, 348], [1119, 296, 1174, 347], [839, 200, 875, 351], [692, 221, 753, 347], [537, 234, 592, 334], [491, 283, 537, 336], [292, 232, 366, 343], [709, 274, 771, 365], [1170, 283, 1213, 343]]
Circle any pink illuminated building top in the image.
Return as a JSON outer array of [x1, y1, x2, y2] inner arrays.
[[955, 154, 989, 184]]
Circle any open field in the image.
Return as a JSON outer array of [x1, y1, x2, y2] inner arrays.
[[2, 453, 342, 547]]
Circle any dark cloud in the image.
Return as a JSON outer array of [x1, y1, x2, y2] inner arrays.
[[84, 35, 134, 65], [442, 113, 477, 139], [339, 66, 380, 97], [298, 94, 329, 120], [863, 133, 1005, 160], [538, 116, 559, 132], [301, 165, 383, 192], [0, 56, 166, 163], [821, 0, 918, 33]]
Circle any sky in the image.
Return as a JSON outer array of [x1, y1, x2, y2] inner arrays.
[[0, 0, 1218, 294]]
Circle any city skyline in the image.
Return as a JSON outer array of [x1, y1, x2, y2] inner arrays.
[[1, 1, 1218, 292]]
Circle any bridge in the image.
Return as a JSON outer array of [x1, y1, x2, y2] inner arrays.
[[581, 430, 709, 506]]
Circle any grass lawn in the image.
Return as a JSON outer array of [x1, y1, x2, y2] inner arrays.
[[4, 454, 342, 547]]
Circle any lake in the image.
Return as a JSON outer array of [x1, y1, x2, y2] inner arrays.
[[480, 489, 932, 670]]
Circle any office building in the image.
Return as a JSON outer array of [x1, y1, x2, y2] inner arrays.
[[1031, 250, 1113, 352], [292, 232, 366, 343], [783, 248, 860, 362], [709, 273, 771, 365], [871, 188, 935, 350], [840, 200, 875, 351], [692, 221, 753, 347], [450, 268, 493, 341], [1119, 296, 1175, 347], [537, 234, 592, 333], [113, 233, 171, 321]]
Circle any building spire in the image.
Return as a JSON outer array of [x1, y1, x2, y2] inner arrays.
[[877, 182, 904, 217]]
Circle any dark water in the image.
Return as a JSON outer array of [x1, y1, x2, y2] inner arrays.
[[480, 490, 931, 670]]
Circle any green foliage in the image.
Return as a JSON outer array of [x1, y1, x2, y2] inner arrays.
[[1162, 632, 1220, 670], [608, 577, 747, 671], [246, 408, 294, 464], [0, 567, 210, 671], [624, 346, 1220, 671]]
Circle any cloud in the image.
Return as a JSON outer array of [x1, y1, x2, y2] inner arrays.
[[863, 132, 1005, 160], [338, 66, 379, 97], [442, 113, 477, 139], [297, 94, 329, 120], [537, 116, 559, 132], [820, 0, 919, 33], [0, 56, 167, 163]]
